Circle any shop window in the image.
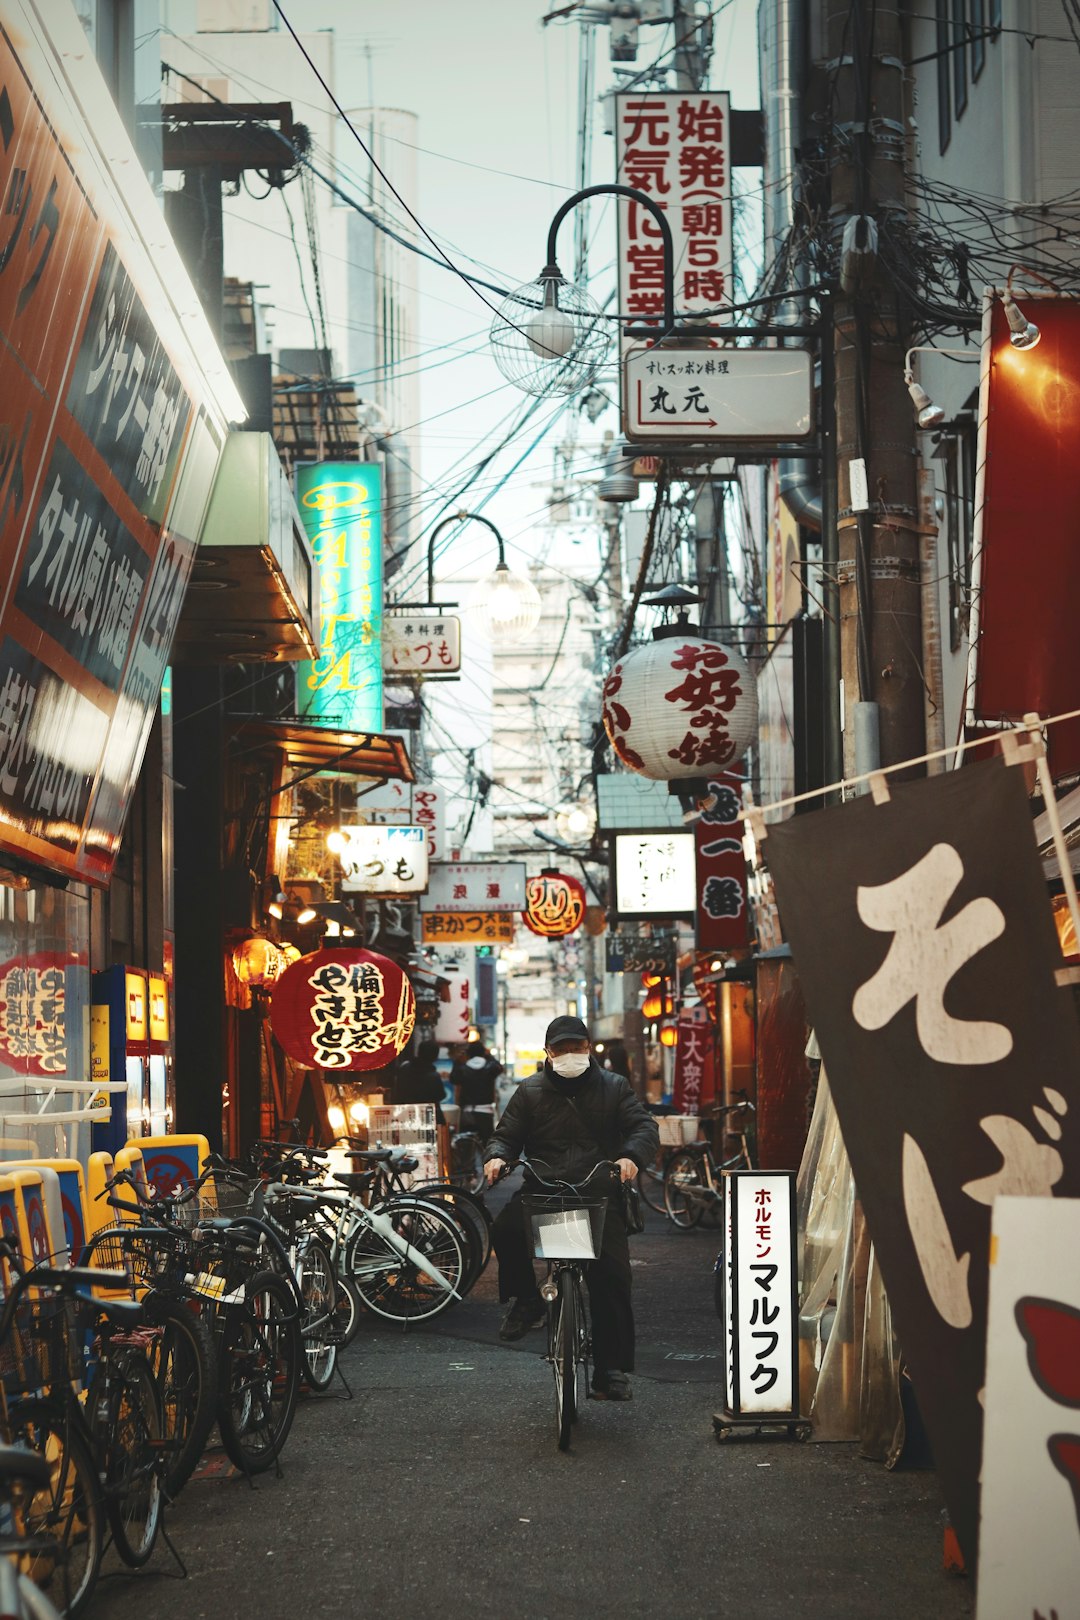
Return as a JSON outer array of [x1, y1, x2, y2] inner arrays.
[[938, 412, 978, 652]]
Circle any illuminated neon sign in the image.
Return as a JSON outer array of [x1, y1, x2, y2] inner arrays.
[[296, 463, 383, 730]]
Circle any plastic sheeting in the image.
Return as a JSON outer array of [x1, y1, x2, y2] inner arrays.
[[797, 1067, 905, 1462]]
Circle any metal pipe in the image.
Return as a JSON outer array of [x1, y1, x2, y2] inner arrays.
[[426, 510, 506, 603]]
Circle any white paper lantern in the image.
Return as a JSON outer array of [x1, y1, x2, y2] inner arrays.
[[601, 636, 758, 780]]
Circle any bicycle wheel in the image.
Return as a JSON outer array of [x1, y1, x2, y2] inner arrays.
[[637, 1151, 670, 1215], [334, 1274, 362, 1348], [347, 1200, 465, 1323], [297, 1237, 337, 1391], [412, 1183, 492, 1267], [217, 1271, 301, 1475], [663, 1150, 707, 1229], [7, 1399, 103, 1619], [393, 1186, 486, 1295], [93, 1356, 163, 1568], [553, 1272, 577, 1451], [448, 1133, 486, 1194], [141, 1293, 217, 1498]]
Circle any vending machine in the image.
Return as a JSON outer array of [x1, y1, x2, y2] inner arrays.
[[91, 966, 173, 1154]]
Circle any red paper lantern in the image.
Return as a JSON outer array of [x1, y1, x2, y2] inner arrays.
[[601, 637, 757, 779], [269, 947, 415, 1072], [521, 870, 587, 938]]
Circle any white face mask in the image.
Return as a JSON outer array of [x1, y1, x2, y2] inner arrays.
[[550, 1052, 590, 1079]]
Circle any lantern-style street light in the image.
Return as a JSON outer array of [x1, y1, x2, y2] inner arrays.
[[425, 510, 541, 646], [491, 183, 715, 397]]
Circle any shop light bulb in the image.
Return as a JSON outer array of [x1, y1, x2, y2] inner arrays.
[[296, 906, 317, 926], [348, 1101, 369, 1125], [327, 1104, 346, 1134], [326, 830, 348, 855], [1002, 292, 1041, 350]]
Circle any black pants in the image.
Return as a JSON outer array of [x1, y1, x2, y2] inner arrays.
[[490, 1191, 636, 1375]]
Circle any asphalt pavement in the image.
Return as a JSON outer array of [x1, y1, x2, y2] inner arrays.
[[89, 1191, 974, 1620]]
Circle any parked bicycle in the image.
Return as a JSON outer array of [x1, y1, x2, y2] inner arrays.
[[662, 1095, 757, 1229]]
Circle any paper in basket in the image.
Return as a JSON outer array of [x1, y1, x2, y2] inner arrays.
[[536, 1209, 594, 1260]]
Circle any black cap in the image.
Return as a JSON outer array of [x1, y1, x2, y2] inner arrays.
[[545, 1014, 590, 1047]]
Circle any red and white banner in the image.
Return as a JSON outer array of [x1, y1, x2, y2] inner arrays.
[[695, 771, 750, 954], [615, 91, 732, 352], [435, 966, 472, 1045], [672, 1004, 717, 1115]]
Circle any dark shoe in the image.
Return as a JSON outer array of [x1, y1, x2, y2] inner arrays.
[[499, 1298, 545, 1342], [592, 1370, 632, 1402]]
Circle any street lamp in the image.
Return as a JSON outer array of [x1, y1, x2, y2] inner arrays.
[[425, 510, 541, 645], [491, 183, 715, 398]]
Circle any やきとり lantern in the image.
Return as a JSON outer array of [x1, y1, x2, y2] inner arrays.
[[269, 947, 416, 1072], [601, 638, 757, 779], [522, 870, 587, 938]]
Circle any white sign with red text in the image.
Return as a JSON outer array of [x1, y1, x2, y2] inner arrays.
[[420, 862, 527, 914], [722, 1171, 797, 1418], [624, 345, 813, 444], [434, 965, 473, 1044], [615, 90, 732, 355], [413, 784, 445, 861]]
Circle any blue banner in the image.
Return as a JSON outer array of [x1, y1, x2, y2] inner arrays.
[[295, 463, 383, 730]]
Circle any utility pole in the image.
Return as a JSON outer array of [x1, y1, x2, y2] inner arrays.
[[823, 0, 926, 776], [672, 0, 706, 91]]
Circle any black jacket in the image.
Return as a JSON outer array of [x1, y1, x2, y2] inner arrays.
[[483, 1060, 659, 1186]]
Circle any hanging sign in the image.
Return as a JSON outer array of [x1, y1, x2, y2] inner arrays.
[[719, 1170, 799, 1423], [413, 784, 445, 860], [337, 825, 428, 895], [696, 773, 750, 952], [434, 965, 473, 1045], [421, 911, 516, 945], [604, 930, 677, 976], [522, 871, 587, 938], [360, 778, 412, 826], [295, 462, 383, 732], [615, 90, 732, 357], [421, 862, 527, 913], [624, 346, 813, 444], [764, 756, 1080, 1567], [613, 833, 696, 918], [672, 1004, 716, 1115], [269, 947, 415, 1072], [978, 1196, 1080, 1620], [383, 613, 461, 675]]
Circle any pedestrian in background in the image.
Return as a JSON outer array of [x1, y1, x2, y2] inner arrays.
[[450, 1040, 503, 1142], [395, 1037, 446, 1124]]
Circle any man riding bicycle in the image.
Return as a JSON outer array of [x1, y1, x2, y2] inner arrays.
[[485, 1015, 659, 1403]]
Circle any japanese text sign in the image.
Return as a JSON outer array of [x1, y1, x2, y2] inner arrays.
[[672, 1004, 716, 1115], [269, 947, 415, 1073], [0, 951, 74, 1076], [338, 825, 428, 895], [615, 91, 732, 352], [978, 1196, 1080, 1620], [420, 862, 526, 914], [613, 832, 696, 918], [296, 463, 383, 732], [765, 758, 1080, 1567], [720, 1171, 797, 1419], [0, 4, 235, 883], [696, 772, 749, 953], [421, 911, 515, 945], [413, 784, 445, 861], [383, 614, 461, 675], [623, 345, 813, 444], [522, 871, 586, 938], [604, 930, 676, 976], [434, 966, 473, 1044], [360, 777, 411, 825]]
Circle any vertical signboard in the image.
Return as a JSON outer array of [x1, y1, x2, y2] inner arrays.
[[0, 3, 235, 883], [719, 1171, 799, 1424], [435, 966, 473, 1045], [295, 462, 383, 732], [695, 772, 749, 953], [413, 784, 444, 860], [615, 91, 732, 354]]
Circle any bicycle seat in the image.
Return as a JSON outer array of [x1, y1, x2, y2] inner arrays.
[[92, 1297, 144, 1327], [393, 1156, 418, 1173], [0, 1444, 52, 1494], [350, 1149, 393, 1164], [332, 1171, 374, 1194]]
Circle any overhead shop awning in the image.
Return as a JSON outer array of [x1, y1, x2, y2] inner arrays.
[[174, 432, 319, 664], [227, 720, 414, 790]]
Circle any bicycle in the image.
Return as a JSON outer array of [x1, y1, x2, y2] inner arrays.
[[662, 1096, 757, 1230], [0, 1442, 68, 1620], [0, 1246, 162, 1617], [509, 1160, 618, 1452]]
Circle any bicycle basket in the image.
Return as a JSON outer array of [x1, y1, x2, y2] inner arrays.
[[85, 1225, 171, 1289], [0, 1296, 82, 1396], [173, 1170, 263, 1229], [521, 1193, 607, 1262]]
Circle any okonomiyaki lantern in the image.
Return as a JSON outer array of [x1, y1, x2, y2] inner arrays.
[[601, 638, 757, 780], [522, 869, 587, 938], [269, 948, 415, 1072]]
